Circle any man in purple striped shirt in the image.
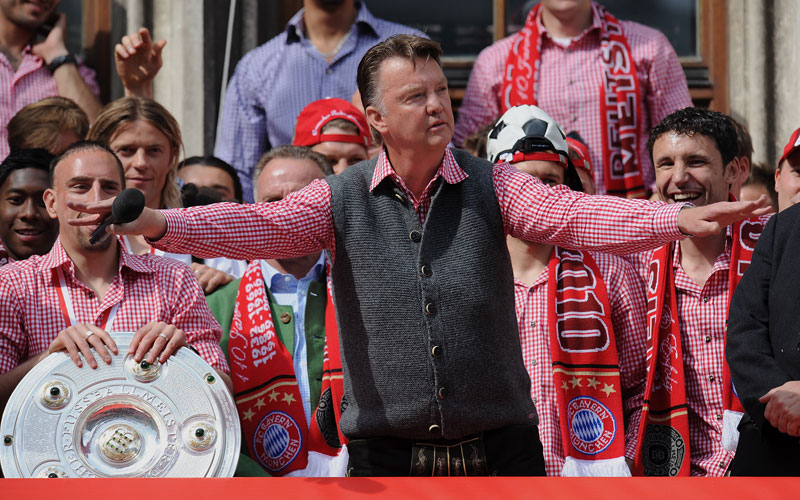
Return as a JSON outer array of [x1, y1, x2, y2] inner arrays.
[[215, 0, 425, 202]]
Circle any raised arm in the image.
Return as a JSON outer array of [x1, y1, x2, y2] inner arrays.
[[32, 13, 102, 121], [68, 179, 335, 263]]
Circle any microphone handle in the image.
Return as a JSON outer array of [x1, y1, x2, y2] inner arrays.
[[89, 215, 116, 245]]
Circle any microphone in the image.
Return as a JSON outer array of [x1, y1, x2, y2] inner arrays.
[[89, 188, 146, 244]]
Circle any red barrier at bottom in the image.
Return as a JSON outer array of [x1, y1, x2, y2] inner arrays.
[[1, 477, 796, 499]]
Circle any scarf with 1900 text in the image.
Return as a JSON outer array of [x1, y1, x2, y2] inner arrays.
[[634, 216, 763, 476], [229, 260, 346, 476], [502, 3, 645, 198], [548, 248, 629, 476]]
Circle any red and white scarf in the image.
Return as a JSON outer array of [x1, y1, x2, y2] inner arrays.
[[228, 261, 345, 476], [634, 218, 763, 476], [548, 248, 629, 476], [502, 3, 645, 197]]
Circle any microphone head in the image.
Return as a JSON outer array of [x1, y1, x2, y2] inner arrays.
[[111, 188, 146, 224]]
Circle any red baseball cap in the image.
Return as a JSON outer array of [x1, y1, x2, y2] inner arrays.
[[293, 98, 371, 148], [779, 127, 800, 165], [566, 137, 594, 180]]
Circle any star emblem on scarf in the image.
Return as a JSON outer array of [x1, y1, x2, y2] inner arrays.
[[569, 376, 582, 388], [242, 407, 255, 422], [561, 381, 569, 391], [254, 397, 265, 409], [268, 390, 279, 402], [587, 377, 600, 389], [601, 383, 616, 397], [282, 392, 296, 405]]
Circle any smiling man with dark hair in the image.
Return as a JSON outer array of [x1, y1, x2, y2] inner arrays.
[[0, 148, 57, 265]]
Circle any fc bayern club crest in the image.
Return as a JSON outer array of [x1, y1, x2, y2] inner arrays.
[[253, 411, 303, 473], [567, 396, 617, 455]]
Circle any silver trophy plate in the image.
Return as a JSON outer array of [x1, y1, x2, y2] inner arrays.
[[0, 332, 240, 477]]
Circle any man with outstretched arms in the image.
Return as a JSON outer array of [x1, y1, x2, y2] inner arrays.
[[72, 37, 768, 476]]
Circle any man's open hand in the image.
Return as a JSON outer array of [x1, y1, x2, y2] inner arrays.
[[130, 322, 188, 365], [67, 197, 168, 241], [676, 195, 771, 237], [46, 324, 118, 369], [115, 27, 165, 98]]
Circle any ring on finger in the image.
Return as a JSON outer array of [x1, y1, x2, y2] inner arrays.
[[158, 333, 169, 341], [85, 330, 95, 339]]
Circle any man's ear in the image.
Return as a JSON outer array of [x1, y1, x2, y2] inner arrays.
[[725, 156, 746, 187], [365, 105, 388, 137], [44, 188, 57, 219]]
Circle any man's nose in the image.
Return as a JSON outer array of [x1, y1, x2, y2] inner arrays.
[[19, 198, 40, 220], [131, 148, 147, 167], [671, 163, 691, 184], [426, 92, 444, 115], [334, 158, 349, 174]]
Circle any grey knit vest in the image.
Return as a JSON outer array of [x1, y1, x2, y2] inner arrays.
[[326, 149, 537, 440]]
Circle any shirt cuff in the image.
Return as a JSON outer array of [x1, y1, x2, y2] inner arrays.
[[653, 202, 690, 241], [192, 340, 231, 374], [146, 209, 187, 250]]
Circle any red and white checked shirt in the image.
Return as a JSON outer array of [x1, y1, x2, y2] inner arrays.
[[0, 239, 229, 374], [0, 46, 99, 160], [155, 148, 686, 262], [515, 250, 647, 476], [626, 216, 771, 476], [453, 4, 692, 194]]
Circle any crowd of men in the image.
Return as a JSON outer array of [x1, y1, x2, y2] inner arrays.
[[0, 0, 798, 478]]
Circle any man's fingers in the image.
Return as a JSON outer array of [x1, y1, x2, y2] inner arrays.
[[759, 387, 778, 403], [67, 198, 114, 215], [130, 31, 143, 48], [139, 27, 152, 46], [148, 325, 176, 363], [205, 271, 232, 294], [72, 330, 98, 369], [158, 327, 186, 363], [114, 43, 130, 60], [67, 213, 107, 227], [61, 336, 83, 368], [87, 332, 112, 365], [86, 326, 117, 364], [122, 35, 135, 54], [130, 321, 153, 357]]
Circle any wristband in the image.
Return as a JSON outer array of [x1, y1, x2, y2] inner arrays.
[[47, 53, 77, 74]]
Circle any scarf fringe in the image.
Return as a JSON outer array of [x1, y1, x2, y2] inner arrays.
[[285, 446, 349, 477], [561, 456, 631, 477], [722, 409, 743, 452]]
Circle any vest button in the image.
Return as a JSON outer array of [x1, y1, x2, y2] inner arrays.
[[279, 312, 292, 324], [428, 424, 441, 434], [437, 387, 447, 399], [420, 265, 431, 277], [425, 302, 436, 315], [409, 230, 422, 243], [394, 192, 405, 203], [431, 345, 442, 358]]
